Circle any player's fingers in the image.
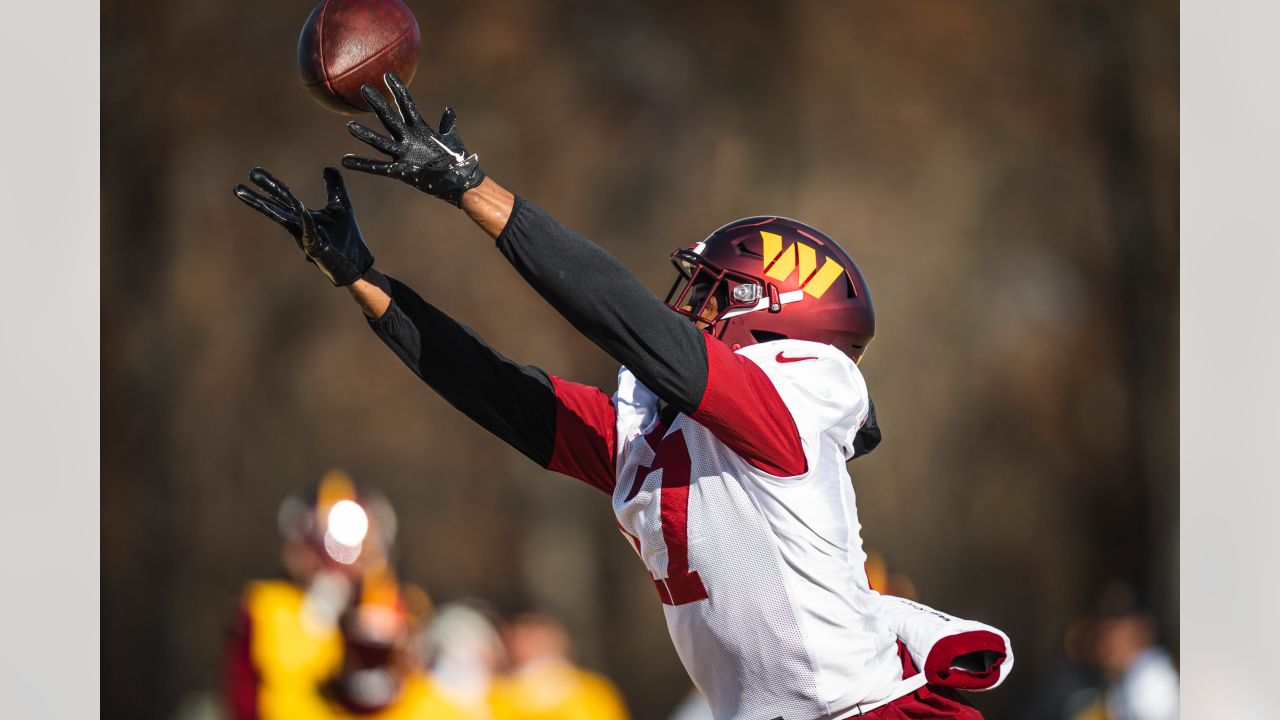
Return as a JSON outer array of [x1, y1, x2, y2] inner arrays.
[[438, 106, 457, 135], [346, 121, 398, 156], [361, 84, 405, 138], [389, 162, 419, 183], [248, 167, 300, 208], [323, 167, 350, 207], [234, 185, 297, 227], [342, 154, 394, 177], [384, 72, 426, 127], [299, 211, 321, 255]]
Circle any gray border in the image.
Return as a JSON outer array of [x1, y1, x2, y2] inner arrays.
[[1182, 1, 1280, 716], [0, 0, 100, 714]]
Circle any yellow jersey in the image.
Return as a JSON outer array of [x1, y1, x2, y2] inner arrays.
[[490, 659, 629, 720]]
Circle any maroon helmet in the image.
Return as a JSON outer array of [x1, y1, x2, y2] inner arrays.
[[665, 216, 875, 362]]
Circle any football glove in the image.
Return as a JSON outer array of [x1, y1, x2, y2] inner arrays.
[[342, 72, 485, 206], [234, 167, 374, 287]]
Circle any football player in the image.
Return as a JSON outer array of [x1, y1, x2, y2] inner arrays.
[[235, 72, 994, 720], [224, 471, 412, 720], [492, 610, 631, 720]]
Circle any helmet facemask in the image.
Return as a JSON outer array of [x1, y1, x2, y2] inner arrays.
[[664, 249, 768, 337]]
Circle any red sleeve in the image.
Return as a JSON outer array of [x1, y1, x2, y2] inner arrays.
[[223, 603, 260, 720], [547, 376, 618, 494], [924, 630, 1008, 690], [691, 335, 807, 477]]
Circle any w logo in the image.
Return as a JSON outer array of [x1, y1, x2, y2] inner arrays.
[[760, 231, 843, 298]]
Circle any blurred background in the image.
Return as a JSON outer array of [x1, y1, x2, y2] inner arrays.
[[102, 1, 1177, 718]]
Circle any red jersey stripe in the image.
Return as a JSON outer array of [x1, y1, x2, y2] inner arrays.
[[692, 334, 807, 477], [547, 376, 618, 493]]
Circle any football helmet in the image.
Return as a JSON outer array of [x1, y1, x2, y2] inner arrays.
[[665, 216, 875, 362]]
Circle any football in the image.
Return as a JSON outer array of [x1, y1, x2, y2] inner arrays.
[[297, 0, 421, 114]]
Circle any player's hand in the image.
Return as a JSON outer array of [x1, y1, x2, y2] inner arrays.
[[234, 167, 374, 287], [342, 72, 486, 207]]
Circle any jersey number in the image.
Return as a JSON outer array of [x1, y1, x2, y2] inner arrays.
[[629, 429, 709, 606]]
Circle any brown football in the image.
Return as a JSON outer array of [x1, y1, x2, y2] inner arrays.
[[297, 0, 421, 115]]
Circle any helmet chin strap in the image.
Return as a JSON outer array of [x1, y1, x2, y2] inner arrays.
[[719, 290, 804, 320]]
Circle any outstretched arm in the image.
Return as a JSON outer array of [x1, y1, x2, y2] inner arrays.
[[457, 178, 711, 415], [483, 188, 709, 414], [340, 75, 707, 412], [363, 270, 616, 493], [234, 167, 617, 493], [477, 189, 806, 477], [457, 178, 711, 416]]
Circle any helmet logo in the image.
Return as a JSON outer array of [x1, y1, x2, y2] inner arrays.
[[760, 231, 843, 298]]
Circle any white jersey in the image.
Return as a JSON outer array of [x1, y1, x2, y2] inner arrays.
[[610, 339, 917, 720]]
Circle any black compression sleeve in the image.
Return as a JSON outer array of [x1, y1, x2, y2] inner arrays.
[[494, 197, 708, 414], [367, 277, 557, 466]]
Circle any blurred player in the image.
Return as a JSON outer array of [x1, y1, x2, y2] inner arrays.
[[1088, 583, 1179, 720], [491, 611, 629, 720], [319, 568, 439, 719], [416, 602, 507, 719], [236, 73, 1006, 719], [224, 470, 407, 719]]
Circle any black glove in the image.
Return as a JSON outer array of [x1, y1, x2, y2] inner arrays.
[[342, 72, 485, 206], [234, 167, 374, 287]]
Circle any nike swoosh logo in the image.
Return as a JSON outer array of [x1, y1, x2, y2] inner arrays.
[[776, 352, 818, 363], [431, 137, 467, 164]]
